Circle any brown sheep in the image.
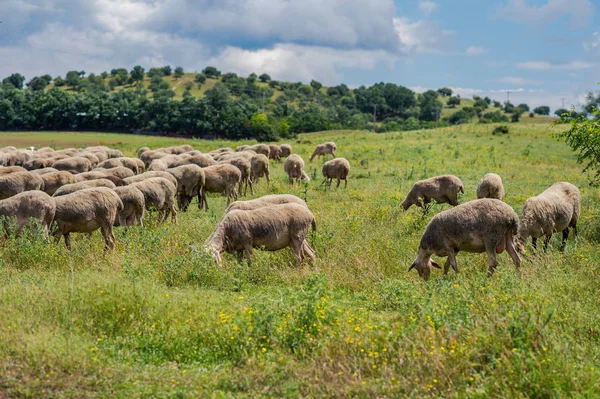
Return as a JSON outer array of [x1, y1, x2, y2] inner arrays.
[[40, 171, 78, 195], [209, 147, 234, 155], [309, 142, 337, 161], [249, 144, 270, 158], [235, 145, 251, 152], [0, 191, 56, 238], [280, 144, 292, 158], [199, 164, 241, 211], [206, 203, 316, 266], [98, 167, 135, 179], [268, 144, 282, 162], [185, 154, 217, 168], [23, 158, 54, 170], [53, 179, 117, 197], [73, 172, 126, 186], [30, 167, 59, 176], [476, 173, 505, 201], [401, 175, 464, 211], [123, 171, 178, 189], [166, 165, 206, 211], [140, 150, 170, 169], [251, 154, 270, 184], [52, 187, 123, 251], [284, 154, 310, 186], [113, 186, 145, 227], [0, 166, 27, 176], [52, 157, 92, 173], [322, 158, 350, 188], [0, 172, 45, 199], [78, 152, 101, 168], [4, 151, 32, 166], [129, 177, 178, 224], [218, 156, 253, 196], [137, 147, 150, 158]]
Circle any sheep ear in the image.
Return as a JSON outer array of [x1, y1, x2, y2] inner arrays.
[[430, 261, 442, 269], [408, 262, 416, 272]]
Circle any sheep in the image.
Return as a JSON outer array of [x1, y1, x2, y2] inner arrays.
[[78, 152, 101, 168], [250, 154, 271, 185], [140, 150, 170, 169], [52, 157, 92, 173], [249, 144, 270, 158], [53, 179, 117, 197], [40, 171, 77, 195], [73, 172, 126, 186], [209, 147, 234, 155], [235, 145, 251, 152], [137, 147, 150, 158], [218, 156, 253, 196], [0, 191, 56, 238], [0, 172, 44, 199], [206, 203, 317, 266], [309, 142, 337, 161], [280, 144, 292, 158], [113, 186, 145, 227], [518, 182, 581, 251], [401, 175, 464, 211], [268, 145, 282, 162], [97, 157, 143, 174], [36, 147, 54, 153], [98, 166, 135, 179], [166, 165, 206, 211], [52, 187, 123, 251], [90, 151, 108, 163], [123, 171, 178, 189], [129, 177, 178, 224], [1, 146, 18, 152], [30, 167, 59, 176], [477, 173, 505, 201], [409, 199, 521, 281], [23, 158, 54, 170], [165, 145, 194, 154], [4, 151, 32, 166], [322, 158, 350, 189], [185, 154, 217, 168], [199, 164, 241, 211], [284, 154, 310, 186], [0, 166, 27, 176]]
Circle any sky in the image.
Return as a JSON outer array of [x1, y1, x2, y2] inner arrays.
[[0, 0, 599, 111]]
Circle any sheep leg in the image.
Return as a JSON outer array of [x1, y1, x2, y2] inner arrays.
[[266, 171, 270, 183], [170, 203, 178, 224], [101, 225, 114, 252], [344, 178, 348, 188], [237, 251, 245, 264], [290, 239, 304, 267], [302, 241, 316, 263], [336, 178, 341, 188], [447, 251, 459, 274], [248, 178, 254, 196], [244, 246, 253, 266], [560, 228, 569, 252], [543, 234, 552, 252], [485, 243, 498, 276], [506, 233, 521, 271], [532, 237, 537, 250], [64, 233, 72, 251]]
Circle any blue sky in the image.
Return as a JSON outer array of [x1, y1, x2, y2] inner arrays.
[[0, 0, 598, 111]]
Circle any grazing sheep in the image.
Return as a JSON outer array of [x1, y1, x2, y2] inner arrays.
[[73, 172, 126, 186], [53, 179, 117, 197], [409, 199, 521, 281], [165, 145, 194, 154], [219, 157, 253, 196], [166, 165, 206, 211], [98, 166, 135, 179], [113, 186, 145, 227], [36, 147, 54, 153], [4, 151, 32, 166], [251, 154, 271, 185], [0, 191, 56, 237], [226, 194, 307, 213], [52, 157, 92, 173], [129, 177, 178, 224], [78, 152, 101, 168], [0, 172, 44, 199], [268, 145, 282, 162], [209, 147, 234, 155], [401, 175, 464, 210], [137, 147, 150, 158], [322, 158, 350, 188], [309, 142, 337, 161], [123, 171, 178, 189], [23, 158, 54, 170], [98, 157, 143, 174], [90, 151, 108, 163], [52, 187, 123, 251], [477, 173, 505, 201], [0, 166, 27, 176], [206, 203, 316, 266], [235, 145, 251, 152], [40, 171, 77, 195], [280, 144, 292, 158], [185, 154, 217, 168], [518, 182, 581, 251], [249, 144, 270, 158], [30, 167, 59, 176], [140, 150, 169, 169], [284, 154, 310, 186], [199, 164, 241, 211]]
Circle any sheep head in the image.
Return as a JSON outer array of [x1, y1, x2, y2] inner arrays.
[[408, 253, 441, 281]]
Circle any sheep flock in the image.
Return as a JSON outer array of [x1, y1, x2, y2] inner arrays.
[[0, 140, 582, 281]]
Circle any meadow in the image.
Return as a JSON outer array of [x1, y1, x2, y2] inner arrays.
[[1, 123, 600, 398]]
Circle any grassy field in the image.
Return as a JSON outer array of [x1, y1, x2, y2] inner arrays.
[[1, 123, 600, 398]]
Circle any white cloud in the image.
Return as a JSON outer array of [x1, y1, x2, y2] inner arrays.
[[496, 77, 544, 86], [466, 46, 487, 56], [497, 0, 594, 27], [517, 60, 594, 70], [393, 17, 454, 54], [418, 0, 438, 16], [583, 32, 600, 56]]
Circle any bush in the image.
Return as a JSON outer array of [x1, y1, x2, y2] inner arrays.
[[492, 125, 510, 135]]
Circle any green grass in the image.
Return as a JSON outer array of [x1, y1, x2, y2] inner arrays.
[[1, 124, 600, 397]]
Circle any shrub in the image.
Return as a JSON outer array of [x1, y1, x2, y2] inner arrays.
[[492, 125, 510, 134]]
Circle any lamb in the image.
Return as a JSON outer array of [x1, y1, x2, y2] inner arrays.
[[199, 164, 241, 211], [0, 172, 44, 199], [268, 145, 282, 162], [40, 171, 77, 195], [0, 166, 27, 176], [477, 173, 505, 201], [401, 175, 464, 210], [52, 157, 92, 173], [218, 156, 253, 196], [52, 187, 123, 251], [409, 199, 521, 281], [279, 144, 292, 158], [53, 179, 117, 197], [113, 186, 145, 227], [129, 177, 178, 224], [0, 191, 56, 237], [250, 154, 271, 184], [284, 154, 310, 185], [166, 165, 206, 211], [123, 171, 178, 189], [518, 182, 581, 251], [322, 158, 350, 188], [309, 142, 337, 161], [206, 203, 317, 267]]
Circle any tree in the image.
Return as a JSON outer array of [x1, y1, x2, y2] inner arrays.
[[503, 102, 515, 114], [114, 69, 129, 86], [437, 87, 452, 97], [493, 100, 502, 108], [202, 66, 221, 78], [195, 73, 207, 85], [27, 75, 52, 91], [259, 73, 271, 83], [534, 106, 550, 116], [247, 73, 257, 84], [447, 96, 461, 108], [2, 73, 26, 89], [310, 80, 322, 92], [174, 67, 184, 79], [130, 66, 145, 83], [222, 73, 238, 83], [474, 99, 489, 110], [511, 111, 522, 123], [249, 113, 277, 141], [517, 103, 530, 113], [53, 77, 65, 87], [65, 71, 81, 87], [162, 66, 172, 76]]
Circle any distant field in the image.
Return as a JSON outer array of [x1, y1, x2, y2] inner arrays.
[[1, 124, 599, 397]]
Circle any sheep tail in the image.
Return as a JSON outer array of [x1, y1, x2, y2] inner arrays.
[[311, 218, 317, 231], [459, 185, 464, 194]]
